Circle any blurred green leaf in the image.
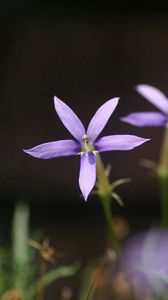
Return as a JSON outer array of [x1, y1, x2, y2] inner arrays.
[[29, 262, 81, 299]]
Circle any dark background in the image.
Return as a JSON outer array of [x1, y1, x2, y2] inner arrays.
[[1, 1, 168, 298], [1, 1, 166, 201], [0, 0, 168, 236]]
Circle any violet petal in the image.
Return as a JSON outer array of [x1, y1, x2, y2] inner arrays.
[[87, 98, 119, 142], [136, 84, 168, 115], [95, 135, 150, 152], [23, 139, 80, 159], [79, 152, 96, 201], [54, 96, 86, 142], [121, 112, 167, 127]]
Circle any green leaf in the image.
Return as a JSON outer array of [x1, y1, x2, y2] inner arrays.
[[28, 262, 81, 299]]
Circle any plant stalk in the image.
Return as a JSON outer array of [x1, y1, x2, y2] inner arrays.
[[96, 154, 119, 253], [158, 124, 168, 227]]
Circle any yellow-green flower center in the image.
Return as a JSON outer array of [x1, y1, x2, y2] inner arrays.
[[80, 135, 97, 154]]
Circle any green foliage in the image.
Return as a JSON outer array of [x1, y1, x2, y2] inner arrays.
[[0, 201, 81, 300], [28, 262, 81, 300]]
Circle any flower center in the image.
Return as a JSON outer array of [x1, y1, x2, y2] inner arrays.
[[80, 134, 97, 155]]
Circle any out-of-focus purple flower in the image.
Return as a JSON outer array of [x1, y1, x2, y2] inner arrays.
[[123, 229, 168, 297], [121, 84, 168, 127], [24, 96, 149, 200]]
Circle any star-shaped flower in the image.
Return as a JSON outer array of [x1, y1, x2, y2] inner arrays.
[[24, 96, 149, 200], [121, 84, 168, 127]]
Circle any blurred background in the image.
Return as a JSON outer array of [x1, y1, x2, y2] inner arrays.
[[0, 1, 168, 296]]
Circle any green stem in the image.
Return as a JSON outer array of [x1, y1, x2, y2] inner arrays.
[[101, 195, 120, 252], [159, 174, 168, 226], [159, 124, 168, 171], [12, 201, 30, 266], [37, 261, 47, 300], [158, 124, 168, 227], [96, 154, 120, 253], [12, 200, 30, 289]]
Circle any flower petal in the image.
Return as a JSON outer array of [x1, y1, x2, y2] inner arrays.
[[87, 98, 119, 142], [79, 152, 96, 201], [136, 84, 168, 115], [121, 112, 167, 127], [23, 139, 80, 159], [95, 135, 150, 152], [54, 96, 86, 141]]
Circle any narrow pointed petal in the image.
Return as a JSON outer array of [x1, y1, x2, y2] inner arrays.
[[87, 98, 119, 142], [79, 152, 96, 201], [121, 112, 167, 127], [23, 139, 80, 159], [95, 135, 150, 152], [136, 84, 168, 115], [54, 96, 86, 141]]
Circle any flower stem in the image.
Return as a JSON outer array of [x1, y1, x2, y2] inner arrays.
[[12, 200, 30, 290], [96, 154, 120, 253], [159, 174, 168, 227], [158, 124, 168, 226], [101, 194, 120, 252], [37, 261, 47, 300]]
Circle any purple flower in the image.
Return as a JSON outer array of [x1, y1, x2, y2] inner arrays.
[[121, 84, 168, 127], [123, 229, 168, 297], [24, 96, 149, 200]]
